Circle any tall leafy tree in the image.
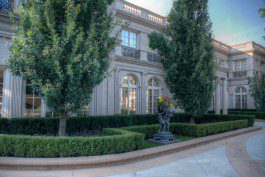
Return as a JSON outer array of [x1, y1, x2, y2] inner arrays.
[[249, 7, 265, 111], [8, 0, 117, 136], [148, 0, 215, 117], [249, 74, 265, 111]]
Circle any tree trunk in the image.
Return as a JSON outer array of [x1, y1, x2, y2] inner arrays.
[[58, 111, 67, 136], [190, 117, 196, 124]]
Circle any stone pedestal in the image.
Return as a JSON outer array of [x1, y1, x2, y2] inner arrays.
[[153, 131, 175, 142]]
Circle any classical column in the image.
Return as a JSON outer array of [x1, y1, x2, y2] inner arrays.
[[215, 78, 221, 115], [1, 69, 24, 118], [114, 69, 121, 114], [141, 72, 147, 114], [222, 79, 228, 115]]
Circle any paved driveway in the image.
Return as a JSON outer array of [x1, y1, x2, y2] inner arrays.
[[107, 147, 240, 177]]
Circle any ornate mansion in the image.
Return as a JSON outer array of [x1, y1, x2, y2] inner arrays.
[[0, 0, 265, 118]]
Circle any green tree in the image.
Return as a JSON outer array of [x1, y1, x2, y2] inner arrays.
[[148, 0, 215, 117], [8, 0, 117, 136], [249, 73, 265, 111]]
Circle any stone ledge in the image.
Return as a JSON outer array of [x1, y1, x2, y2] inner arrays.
[[0, 126, 262, 170]]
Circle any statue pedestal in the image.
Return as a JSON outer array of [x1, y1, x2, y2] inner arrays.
[[147, 132, 181, 145], [153, 131, 175, 143]]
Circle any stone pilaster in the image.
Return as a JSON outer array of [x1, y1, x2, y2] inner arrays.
[[215, 77, 221, 115], [222, 79, 228, 115], [141, 72, 147, 114], [1, 69, 25, 118], [114, 69, 121, 114]]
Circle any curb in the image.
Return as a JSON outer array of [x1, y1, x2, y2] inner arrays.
[[0, 126, 262, 170]]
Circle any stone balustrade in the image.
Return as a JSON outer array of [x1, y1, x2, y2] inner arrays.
[[116, 0, 166, 26]]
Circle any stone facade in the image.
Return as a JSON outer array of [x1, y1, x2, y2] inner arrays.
[[0, 0, 264, 118]]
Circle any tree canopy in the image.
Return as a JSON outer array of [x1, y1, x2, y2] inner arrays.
[[148, 0, 215, 117], [8, 0, 117, 135]]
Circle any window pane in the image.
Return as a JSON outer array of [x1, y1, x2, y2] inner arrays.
[[121, 76, 129, 84], [235, 95, 241, 109], [235, 61, 240, 71], [242, 95, 247, 109], [129, 88, 137, 114], [120, 88, 129, 114], [33, 97, 41, 117], [241, 60, 246, 70], [130, 75, 137, 85]]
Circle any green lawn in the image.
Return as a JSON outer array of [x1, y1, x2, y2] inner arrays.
[[142, 135, 195, 149]]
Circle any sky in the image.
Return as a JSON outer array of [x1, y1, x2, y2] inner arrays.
[[126, 0, 265, 46]]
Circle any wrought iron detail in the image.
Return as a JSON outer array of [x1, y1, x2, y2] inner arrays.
[[233, 71, 247, 78], [0, 0, 13, 11], [147, 52, 161, 63], [122, 46, 140, 59]]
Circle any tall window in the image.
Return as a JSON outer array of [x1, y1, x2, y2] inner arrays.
[[235, 87, 247, 109], [147, 77, 160, 114], [121, 30, 137, 48], [25, 84, 41, 117], [120, 74, 138, 114], [234, 60, 246, 71]]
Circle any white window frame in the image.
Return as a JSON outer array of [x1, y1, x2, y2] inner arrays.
[[234, 59, 247, 71], [147, 78, 161, 114], [234, 87, 248, 109], [120, 74, 139, 115], [25, 83, 42, 117], [121, 30, 137, 48]]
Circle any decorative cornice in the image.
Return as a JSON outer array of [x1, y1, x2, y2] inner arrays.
[[115, 55, 164, 69]]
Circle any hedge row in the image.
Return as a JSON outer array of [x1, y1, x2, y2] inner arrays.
[[0, 113, 254, 135], [122, 120, 249, 138], [196, 114, 254, 127], [255, 112, 265, 120], [0, 129, 144, 158], [0, 113, 192, 135]]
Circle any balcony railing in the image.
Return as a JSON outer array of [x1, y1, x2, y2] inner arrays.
[[121, 46, 140, 60], [0, 0, 13, 11], [233, 71, 248, 78], [147, 52, 161, 63]]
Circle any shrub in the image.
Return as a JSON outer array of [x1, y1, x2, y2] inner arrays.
[[0, 129, 144, 158], [121, 120, 249, 139], [196, 114, 254, 127], [255, 112, 265, 120], [0, 113, 192, 135], [171, 120, 248, 137]]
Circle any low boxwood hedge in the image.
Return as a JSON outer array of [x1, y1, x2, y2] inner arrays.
[[0, 113, 253, 136], [122, 120, 249, 138], [0, 113, 191, 135], [0, 129, 144, 158], [0, 119, 249, 158], [196, 114, 254, 127], [255, 112, 265, 120]]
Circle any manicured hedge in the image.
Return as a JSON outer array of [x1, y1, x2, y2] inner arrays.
[[0, 129, 144, 158], [195, 114, 254, 127], [0, 113, 191, 135], [121, 120, 249, 138], [255, 112, 265, 120], [228, 109, 257, 112], [0, 113, 253, 135]]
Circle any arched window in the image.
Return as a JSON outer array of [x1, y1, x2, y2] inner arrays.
[[235, 87, 247, 109], [120, 74, 138, 114], [147, 77, 160, 114]]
